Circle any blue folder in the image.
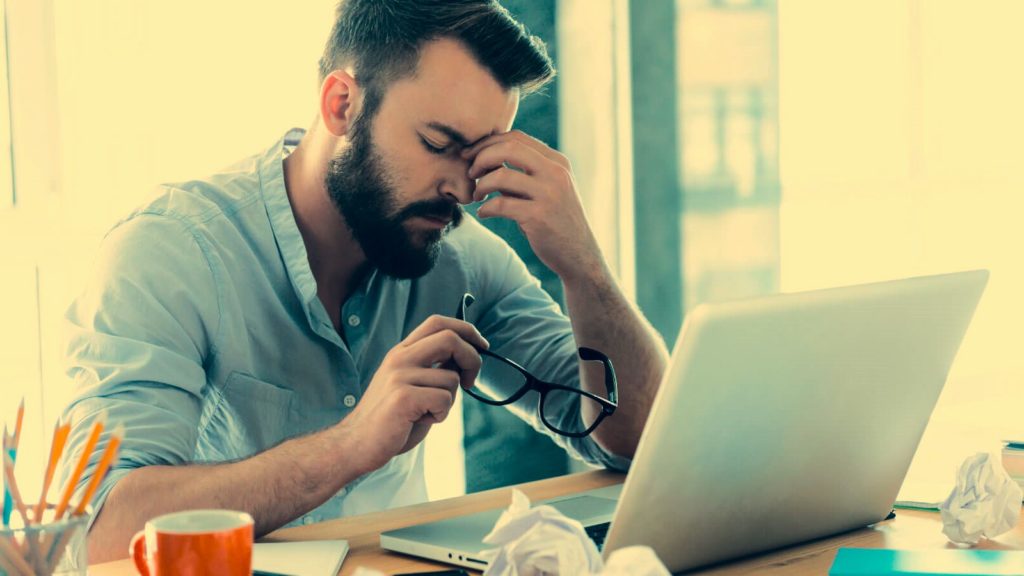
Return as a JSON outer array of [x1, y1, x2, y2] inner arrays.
[[830, 548, 1024, 575]]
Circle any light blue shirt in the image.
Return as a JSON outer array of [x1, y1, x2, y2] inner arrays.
[[60, 128, 629, 530]]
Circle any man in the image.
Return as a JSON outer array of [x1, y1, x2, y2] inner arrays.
[[61, 0, 668, 562]]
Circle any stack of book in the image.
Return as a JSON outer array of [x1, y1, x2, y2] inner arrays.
[[1001, 441, 1024, 490]]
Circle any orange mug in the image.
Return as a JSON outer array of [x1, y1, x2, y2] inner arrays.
[[129, 509, 253, 576]]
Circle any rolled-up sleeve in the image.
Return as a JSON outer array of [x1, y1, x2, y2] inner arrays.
[[461, 222, 631, 472], [58, 212, 220, 529]]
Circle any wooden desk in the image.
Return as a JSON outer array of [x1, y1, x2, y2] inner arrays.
[[91, 470, 1024, 575]]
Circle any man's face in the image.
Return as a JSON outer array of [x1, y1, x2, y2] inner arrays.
[[326, 39, 519, 279]]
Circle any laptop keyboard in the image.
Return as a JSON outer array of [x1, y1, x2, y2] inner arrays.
[[585, 522, 611, 550]]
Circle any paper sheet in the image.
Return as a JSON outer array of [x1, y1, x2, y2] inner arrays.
[[253, 539, 349, 576]]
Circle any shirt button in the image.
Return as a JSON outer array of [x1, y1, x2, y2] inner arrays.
[[343, 394, 357, 408], [347, 314, 361, 327], [302, 515, 314, 525]]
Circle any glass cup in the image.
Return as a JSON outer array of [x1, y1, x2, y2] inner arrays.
[[0, 513, 89, 576]]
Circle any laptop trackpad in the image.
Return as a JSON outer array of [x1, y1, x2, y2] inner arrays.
[[548, 496, 618, 523]]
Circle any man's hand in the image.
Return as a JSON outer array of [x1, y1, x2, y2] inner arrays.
[[87, 316, 486, 562], [463, 130, 669, 461], [337, 315, 487, 475], [463, 130, 606, 284]]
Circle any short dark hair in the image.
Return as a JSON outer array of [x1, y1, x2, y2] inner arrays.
[[318, 0, 555, 99]]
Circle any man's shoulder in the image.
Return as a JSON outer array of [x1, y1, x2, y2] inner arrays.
[[442, 214, 513, 262], [429, 214, 531, 293], [113, 154, 265, 237]]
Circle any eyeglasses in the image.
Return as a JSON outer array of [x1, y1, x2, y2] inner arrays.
[[455, 293, 618, 438]]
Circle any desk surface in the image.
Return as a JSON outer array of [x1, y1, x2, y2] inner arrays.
[[92, 469, 1024, 575]]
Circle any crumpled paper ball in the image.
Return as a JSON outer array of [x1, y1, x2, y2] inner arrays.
[[481, 489, 604, 575], [481, 489, 669, 576], [940, 452, 1023, 545], [352, 490, 670, 576]]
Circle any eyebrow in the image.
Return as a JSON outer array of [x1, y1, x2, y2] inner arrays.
[[425, 122, 491, 148]]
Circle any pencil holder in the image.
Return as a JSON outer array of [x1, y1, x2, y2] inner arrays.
[[0, 513, 88, 576]]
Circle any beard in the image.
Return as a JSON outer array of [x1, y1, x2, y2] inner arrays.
[[325, 112, 464, 279]]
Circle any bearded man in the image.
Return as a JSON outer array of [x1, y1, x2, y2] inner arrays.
[[60, 0, 668, 562]]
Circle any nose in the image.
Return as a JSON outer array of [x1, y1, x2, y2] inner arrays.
[[439, 158, 476, 205]]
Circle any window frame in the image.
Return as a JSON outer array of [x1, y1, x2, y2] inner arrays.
[[0, 0, 15, 209]]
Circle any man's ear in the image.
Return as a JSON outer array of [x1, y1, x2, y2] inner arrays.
[[319, 70, 361, 137]]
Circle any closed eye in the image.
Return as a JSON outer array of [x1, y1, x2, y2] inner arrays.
[[419, 136, 448, 155]]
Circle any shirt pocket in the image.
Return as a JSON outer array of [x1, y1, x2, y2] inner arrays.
[[202, 372, 295, 460]]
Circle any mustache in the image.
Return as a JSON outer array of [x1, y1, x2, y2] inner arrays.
[[396, 199, 464, 223]]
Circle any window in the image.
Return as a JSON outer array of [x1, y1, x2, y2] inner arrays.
[[628, 0, 1022, 486], [630, 0, 780, 349], [778, 0, 1024, 481], [0, 0, 13, 209], [0, 0, 57, 501]]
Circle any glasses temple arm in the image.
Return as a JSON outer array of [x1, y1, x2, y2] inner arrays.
[[578, 346, 618, 405]]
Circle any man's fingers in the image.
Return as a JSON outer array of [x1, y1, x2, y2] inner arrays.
[[504, 130, 571, 168], [402, 330, 483, 389], [393, 367, 461, 396], [476, 194, 532, 222], [472, 167, 536, 203], [462, 130, 568, 169], [405, 386, 455, 425], [401, 314, 489, 350], [466, 140, 548, 180]]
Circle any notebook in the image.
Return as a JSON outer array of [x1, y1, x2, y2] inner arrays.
[[894, 480, 950, 510], [252, 539, 349, 576], [830, 548, 1024, 575]]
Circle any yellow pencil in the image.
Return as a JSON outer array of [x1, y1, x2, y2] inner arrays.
[[72, 424, 123, 517], [52, 419, 104, 520], [12, 398, 24, 449], [33, 422, 71, 523]]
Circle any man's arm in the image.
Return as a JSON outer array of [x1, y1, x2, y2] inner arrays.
[[68, 215, 490, 560], [80, 312, 488, 562], [87, 424, 362, 563], [84, 312, 487, 562], [464, 130, 670, 459], [561, 263, 667, 458]]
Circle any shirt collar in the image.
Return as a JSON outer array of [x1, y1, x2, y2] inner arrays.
[[258, 128, 320, 313], [258, 128, 391, 340]]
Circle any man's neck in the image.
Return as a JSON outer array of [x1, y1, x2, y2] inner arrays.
[[283, 130, 368, 328]]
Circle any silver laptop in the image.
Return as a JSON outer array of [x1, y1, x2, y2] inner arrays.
[[381, 270, 989, 572]]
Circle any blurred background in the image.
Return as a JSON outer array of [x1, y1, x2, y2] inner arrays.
[[2, 0, 1022, 504]]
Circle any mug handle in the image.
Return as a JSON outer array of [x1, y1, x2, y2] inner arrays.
[[129, 530, 150, 576]]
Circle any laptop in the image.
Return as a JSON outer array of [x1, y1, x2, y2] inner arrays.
[[381, 270, 989, 572]]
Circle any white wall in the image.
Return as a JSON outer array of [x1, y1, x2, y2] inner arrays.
[[779, 0, 1024, 480]]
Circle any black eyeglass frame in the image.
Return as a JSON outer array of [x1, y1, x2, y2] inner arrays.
[[456, 293, 618, 438]]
